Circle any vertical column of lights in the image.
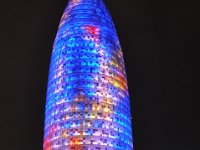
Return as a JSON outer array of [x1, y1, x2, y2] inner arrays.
[[43, 0, 133, 149]]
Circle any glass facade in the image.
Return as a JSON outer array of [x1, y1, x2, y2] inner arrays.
[[43, 0, 133, 149]]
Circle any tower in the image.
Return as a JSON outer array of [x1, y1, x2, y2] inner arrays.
[[43, 0, 133, 149]]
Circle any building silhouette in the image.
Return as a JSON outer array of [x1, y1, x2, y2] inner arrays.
[[43, 0, 133, 149]]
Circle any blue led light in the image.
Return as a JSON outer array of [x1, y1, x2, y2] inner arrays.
[[43, 0, 133, 149]]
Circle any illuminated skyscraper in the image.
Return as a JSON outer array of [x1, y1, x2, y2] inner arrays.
[[43, 0, 133, 149]]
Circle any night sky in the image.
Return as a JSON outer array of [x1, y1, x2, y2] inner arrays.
[[1, 0, 199, 150]]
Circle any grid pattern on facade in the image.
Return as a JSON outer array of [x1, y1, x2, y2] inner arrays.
[[43, 0, 133, 149]]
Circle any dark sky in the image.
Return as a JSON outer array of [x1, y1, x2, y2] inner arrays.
[[1, 0, 199, 150]]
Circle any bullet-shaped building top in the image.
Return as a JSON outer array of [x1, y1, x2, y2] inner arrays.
[[43, 0, 133, 149]]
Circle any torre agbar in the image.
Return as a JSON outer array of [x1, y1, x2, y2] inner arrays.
[[43, 0, 133, 149]]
